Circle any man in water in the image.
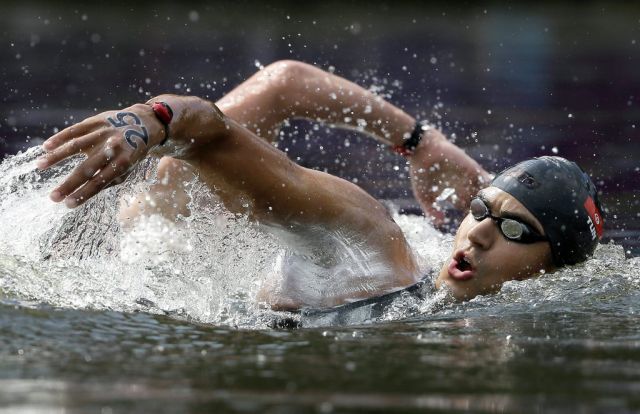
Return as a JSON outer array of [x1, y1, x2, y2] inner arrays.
[[35, 60, 603, 311]]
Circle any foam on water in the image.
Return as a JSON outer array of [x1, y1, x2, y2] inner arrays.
[[0, 147, 285, 327], [0, 147, 637, 329]]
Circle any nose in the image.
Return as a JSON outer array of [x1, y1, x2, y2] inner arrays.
[[466, 217, 496, 250]]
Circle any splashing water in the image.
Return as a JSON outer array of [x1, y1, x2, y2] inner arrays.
[[0, 147, 637, 329], [0, 148, 286, 327]]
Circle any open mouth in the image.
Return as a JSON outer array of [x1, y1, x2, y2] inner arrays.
[[447, 252, 475, 281], [457, 257, 472, 272]]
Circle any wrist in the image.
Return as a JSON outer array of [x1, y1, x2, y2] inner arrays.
[[391, 120, 431, 157], [146, 95, 184, 146], [147, 101, 173, 145], [144, 95, 229, 159]]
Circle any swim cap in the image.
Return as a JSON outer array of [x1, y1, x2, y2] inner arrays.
[[491, 156, 604, 266]]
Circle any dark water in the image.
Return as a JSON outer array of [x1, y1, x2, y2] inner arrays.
[[2, 3, 640, 413], [3, 297, 640, 413]]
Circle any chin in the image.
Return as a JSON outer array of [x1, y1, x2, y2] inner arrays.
[[435, 272, 476, 301]]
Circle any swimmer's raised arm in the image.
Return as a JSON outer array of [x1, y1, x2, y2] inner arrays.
[[218, 60, 491, 220], [36, 96, 419, 289], [218, 60, 415, 146]]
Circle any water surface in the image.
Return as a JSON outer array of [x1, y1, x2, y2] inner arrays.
[[1, 3, 640, 413], [1, 148, 639, 413]]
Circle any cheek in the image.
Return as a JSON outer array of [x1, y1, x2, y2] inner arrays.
[[495, 243, 551, 281], [452, 215, 474, 247]]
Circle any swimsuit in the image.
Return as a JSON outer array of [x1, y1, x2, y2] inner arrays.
[[270, 274, 433, 329]]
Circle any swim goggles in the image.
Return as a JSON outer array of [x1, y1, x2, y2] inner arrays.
[[469, 197, 548, 244]]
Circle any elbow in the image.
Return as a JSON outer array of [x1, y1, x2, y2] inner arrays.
[[262, 60, 322, 118], [261, 60, 318, 110], [262, 59, 313, 87]]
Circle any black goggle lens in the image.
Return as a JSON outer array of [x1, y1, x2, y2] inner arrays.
[[500, 219, 523, 239], [469, 197, 547, 244], [470, 197, 490, 220]]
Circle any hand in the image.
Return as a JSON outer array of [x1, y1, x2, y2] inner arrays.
[[408, 129, 491, 226], [36, 104, 165, 208]]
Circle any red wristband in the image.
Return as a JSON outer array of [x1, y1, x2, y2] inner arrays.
[[392, 144, 413, 157], [149, 102, 173, 145]]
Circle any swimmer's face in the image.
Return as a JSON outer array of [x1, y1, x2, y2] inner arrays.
[[435, 187, 555, 301]]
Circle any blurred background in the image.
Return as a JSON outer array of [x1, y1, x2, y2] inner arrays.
[[1, 1, 638, 253]]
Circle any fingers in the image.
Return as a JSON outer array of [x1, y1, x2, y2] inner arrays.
[[42, 118, 95, 151], [65, 164, 128, 208], [49, 150, 110, 202], [51, 151, 131, 207], [103, 171, 130, 190], [37, 129, 106, 170]]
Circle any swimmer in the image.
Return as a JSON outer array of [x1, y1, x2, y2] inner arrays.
[[35, 60, 603, 311]]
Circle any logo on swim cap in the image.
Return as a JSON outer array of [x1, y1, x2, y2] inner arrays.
[[584, 196, 603, 240], [517, 171, 540, 189], [500, 167, 540, 189]]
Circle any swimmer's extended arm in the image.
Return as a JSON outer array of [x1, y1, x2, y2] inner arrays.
[[37, 96, 419, 288], [219, 60, 490, 220]]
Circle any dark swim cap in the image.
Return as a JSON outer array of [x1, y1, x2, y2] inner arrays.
[[491, 156, 604, 267]]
